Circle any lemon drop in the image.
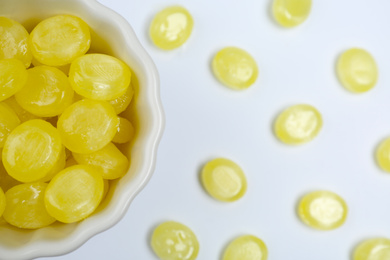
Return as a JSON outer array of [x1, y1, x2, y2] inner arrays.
[[273, 0, 312, 27], [112, 117, 134, 144], [150, 6, 194, 50], [223, 235, 268, 260], [274, 104, 322, 145], [201, 158, 247, 202], [212, 47, 258, 90], [376, 138, 390, 172], [298, 190, 347, 230], [0, 59, 27, 102], [353, 238, 390, 260], [337, 48, 378, 93], [151, 221, 199, 260], [0, 102, 20, 148]]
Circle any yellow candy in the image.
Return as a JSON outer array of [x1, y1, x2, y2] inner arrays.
[[0, 102, 20, 148], [0, 161, 21, 192], [337, 48, 378, 93], [38, 147, 66, 183], [274, 104, 322, 145], [150, 6, 194, 50], [2, 119, 63, 183], [223, 235, 268, 260], [0, 187, 5, 218], [376, 138, 390, 172], [29, 15, 90, 66], [73, 142, 129, 180], [57, 99, 119, 153], [273, 0, 312, 27], [151, 221, 199, 260], [108, 84, 134, 114], [353, 238, 390, 260], [0, 59, 28, 102], [298, 190, 347, 230], [44, 165, 104, 223], [3, 96, 39, 122], [0, 17, 32, 68], [31, 57, 70, 75], [3, 182, 55, 229], [15, 66, 74, 117], [201, 158, 247, 202], [212, 47, 258, 90], [69, 53, 131, 100], [112, 117, 134, 144]]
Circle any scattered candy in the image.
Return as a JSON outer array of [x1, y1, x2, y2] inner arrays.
[[150, 6, 194, 50], [298, 190, 347, 230], [273, 0, 312, 27], [274, 104, 322, 145], [212, 47, 258, 90], [376, 138, 390, 172], [201, 158, 247, 202], [353, 238, 390, 260], [151, 221, 199, 260], [30, 15, 90, 66], [223, 235, 268, 260], [337, 48, 378, 93]]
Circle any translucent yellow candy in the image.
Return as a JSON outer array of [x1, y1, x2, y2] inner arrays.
[[0, 187, 5, 218], [0, 102, 20, 148], [112, 117, 134, 144], [274, 104, 322, 145], [0, 17, 32, 68], [3, 96, 39, 122], [32, 57, 71, 75], [376, 138, 390, 172], [150, 6, 194, 50], [223, 235, 268, 260], [273, 0, 312, 27], [201, 158, 247, 202], [0, 59, 28, 102], [212, 47, 258, 90], [44, 165, 104, 223], [0, 162, 21, 192], [2, 119, 63, 183], [151, 221, 199, 260], [337, 48, 378, 93], [15, 66, 74, 117], [108, 84, 134, 114], [69, 54, 131, 101], [3, 182, 55, 229], [57, 99, 119, 153], [298, 190, 347, 230], [353, 238, 390, 260], [38, 148, 66, 183], [73, 142, 129, 180], [29, 15, 90, 66]]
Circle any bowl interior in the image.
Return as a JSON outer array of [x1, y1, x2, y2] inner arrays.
[[0, 0, 163, 259]]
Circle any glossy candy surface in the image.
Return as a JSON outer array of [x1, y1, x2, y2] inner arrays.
[[0, 17, 32, 68], [2, 119, 62, 183], [223, 235, 268, 260], [212, 47, 258, 90], [337, 48, 378, 93], [0, 102, 20, 148], [298, 190, 347, 230], [69, 54, 131, 101], [273, 0, 312, 27], [30, 15, 90, 66], [15, 66, 74, 117], [353, 238, 390, 260], [44, 165, 104, 223], [3, 96, 39, 123], [108, 84, 134, 114], [73, 142, 129, 180], [0, 59, 27, 102], [57, 99, 119, 154], [150, 6, 194, 50], [151, 221, 199, 260], [201, 158, 247, 202], [112, 117, 134, 144], [3, 182, 55, 229], [274, 104, 322, 145]]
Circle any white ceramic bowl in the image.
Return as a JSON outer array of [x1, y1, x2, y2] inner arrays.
[[0, 0, 164, 259]]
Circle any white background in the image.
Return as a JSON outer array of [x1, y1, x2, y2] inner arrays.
[[41, 0, 390, 259]]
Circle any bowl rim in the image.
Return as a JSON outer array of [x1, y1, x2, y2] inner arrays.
[[0, 0, 165, 259]]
